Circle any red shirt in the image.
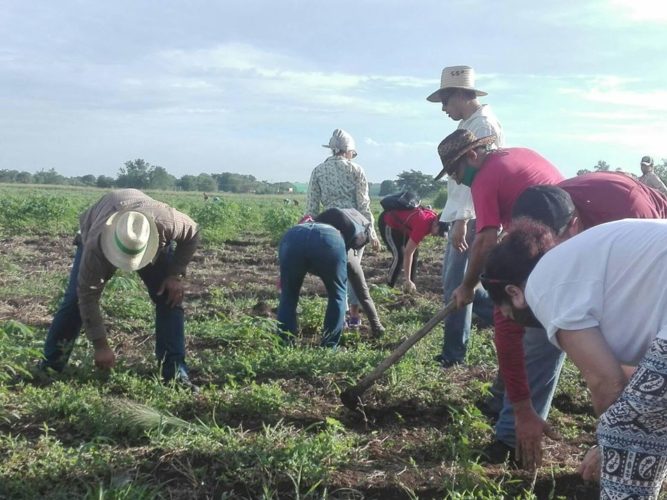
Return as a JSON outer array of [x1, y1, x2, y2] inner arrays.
[[560, 171, 667, 228], [471, 148, 563, 403], [472, 148, 565, 233], [383, 208, 437, 244]]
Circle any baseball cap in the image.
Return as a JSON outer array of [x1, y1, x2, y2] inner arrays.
[[641, 155, 654, 166], [512, 185, 575, 234]]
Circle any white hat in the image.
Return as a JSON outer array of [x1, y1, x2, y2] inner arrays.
[[426, 65, 488, 103], [322, 128, 357, 155], [101, 210, 159, 271]]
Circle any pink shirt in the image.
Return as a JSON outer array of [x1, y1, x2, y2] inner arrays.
[[472, 148, 564, 233]]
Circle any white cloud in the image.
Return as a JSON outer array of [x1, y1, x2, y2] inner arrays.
[[609, 0, 667, 22]]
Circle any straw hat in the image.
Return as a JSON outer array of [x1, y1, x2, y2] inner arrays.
[[427, 65, 487, 103], [101, 210, 159, 271], [435, 129, 496, 181]]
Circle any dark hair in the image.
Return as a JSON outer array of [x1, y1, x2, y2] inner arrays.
[[459, 89, 477, 100], [481, 218, 557, 304]]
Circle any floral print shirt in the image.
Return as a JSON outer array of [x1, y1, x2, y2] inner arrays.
[[305, 156, 377, 240]]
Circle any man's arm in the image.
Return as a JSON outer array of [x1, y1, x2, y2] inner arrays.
[[494, 310, 552, 470], [402, 238, 419, 292], [450, 226, 498, 308], [450, 219, 469, 252], [556, 327, 626, 416], [77, 247, 116, 369]]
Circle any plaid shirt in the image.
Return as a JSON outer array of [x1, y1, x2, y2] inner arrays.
[[77, 189, 199, 341]]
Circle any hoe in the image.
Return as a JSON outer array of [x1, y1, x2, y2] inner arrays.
[[340, 301, 456, 410]]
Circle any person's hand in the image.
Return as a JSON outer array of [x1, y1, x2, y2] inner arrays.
[[93, 339, 116, 370], [158, 276, 185, 308], [515, 405, 560, 470], [403, 280, 417, 294], [451, 220, 468, 252], [451, 284, 474, 309], [371, 236, 381, 252], [578, 445, 601, 482]]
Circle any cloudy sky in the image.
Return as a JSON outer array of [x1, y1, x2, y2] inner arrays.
[[1, 0, 665, 183]]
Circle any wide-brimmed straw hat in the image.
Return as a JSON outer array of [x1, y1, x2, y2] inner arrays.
[[427, 65, 487, 103], [101, 210, 159, 271], [435, 129, 496, 181]]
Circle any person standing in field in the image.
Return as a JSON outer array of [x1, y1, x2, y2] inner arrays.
[[482, 218, 667, 498], [39, 189, 200, 390], [426, 65, 502, 371], [305, 129, 381, 332], [638, 155, 667, 196]]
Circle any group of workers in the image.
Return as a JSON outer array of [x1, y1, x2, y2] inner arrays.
[[37, 63, 667, 498]]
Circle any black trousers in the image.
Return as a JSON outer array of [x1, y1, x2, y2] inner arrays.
[[378, 213, 418, 288]]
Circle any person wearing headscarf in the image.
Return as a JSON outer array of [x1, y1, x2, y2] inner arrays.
[[305, 129, 380, 331]]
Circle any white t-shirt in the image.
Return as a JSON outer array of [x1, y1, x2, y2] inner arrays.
[[526, 219, 667, 365], [440, 104, 504, 222]]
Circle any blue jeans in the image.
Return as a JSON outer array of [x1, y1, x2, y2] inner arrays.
[[495, 327, 566, 447], [441, 220, 494, 364], [277, 223, 348, 348], [42, 242, 188, 381]]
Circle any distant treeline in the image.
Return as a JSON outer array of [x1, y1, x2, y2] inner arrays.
[[0, 159, 306, 194]]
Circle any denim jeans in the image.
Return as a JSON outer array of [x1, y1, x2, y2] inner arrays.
[[42, 242, 188, 381], [495, 327, 566, 447], [277, 223, 348, 348], [441, 220, 494, 363]]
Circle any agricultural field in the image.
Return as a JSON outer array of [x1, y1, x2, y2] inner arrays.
[[0, 185, 599, 499]]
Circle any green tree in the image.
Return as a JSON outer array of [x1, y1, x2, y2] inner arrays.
[[116, 159, 151, 188], [148, 166, 177, 190], [178, 175, 198, 191], [195, 173, 217, 192], [0, 170, 19, 183], [78, 174, 97, 186], [379, 179, 398, 196], [33, 168, 66, 185], [653, 158, 667, 185], [15, 171, 32, 184], [396, 170, 439, 197], [594, 160, 610, 172], [96, 175, 115, 188]]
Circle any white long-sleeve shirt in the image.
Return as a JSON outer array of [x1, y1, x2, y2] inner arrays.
[[440, 104, 504, 222]]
